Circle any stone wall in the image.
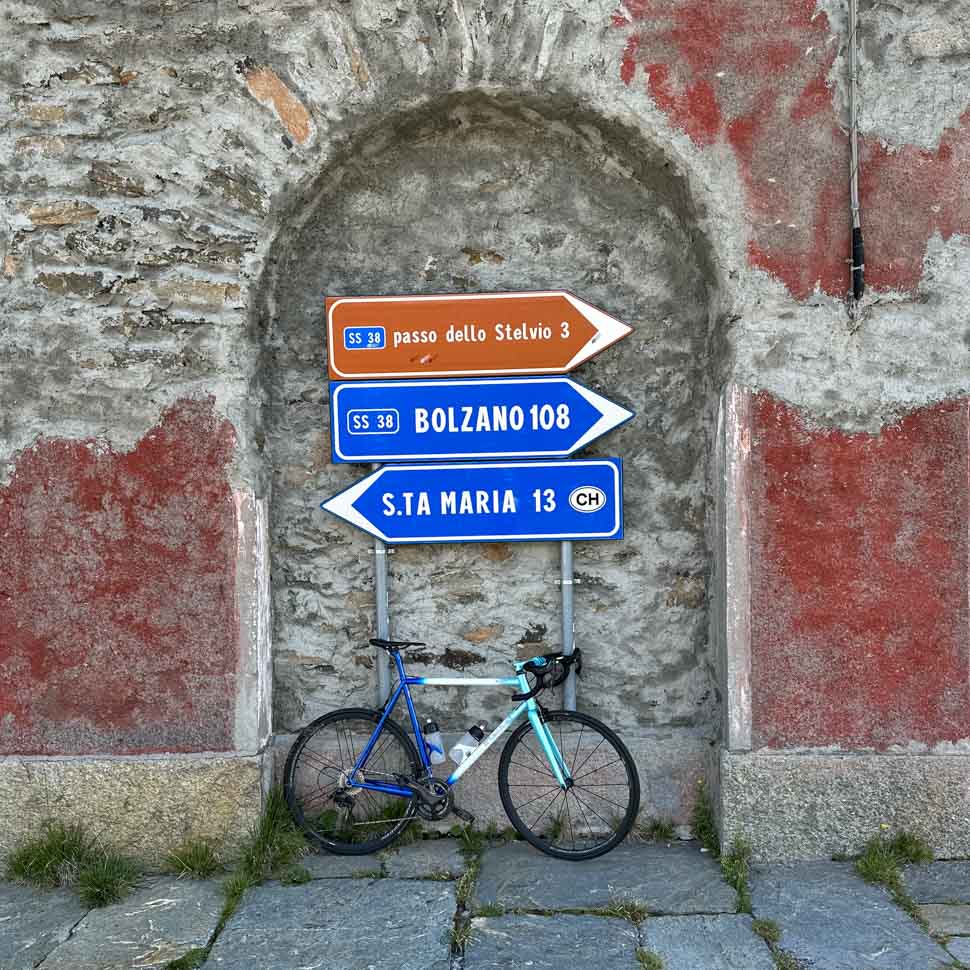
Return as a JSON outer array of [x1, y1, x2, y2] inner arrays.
[[1, 0, 969, 857]]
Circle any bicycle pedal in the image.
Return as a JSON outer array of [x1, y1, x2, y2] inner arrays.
[[452, 805, 475, 824]]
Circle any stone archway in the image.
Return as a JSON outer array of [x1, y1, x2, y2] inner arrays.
[[257, 90, 723, 820]]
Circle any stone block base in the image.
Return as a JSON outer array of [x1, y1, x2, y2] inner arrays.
[[719, 749, 970, 861], [271, 729, 716, 831], [0, 753, 266, 865]]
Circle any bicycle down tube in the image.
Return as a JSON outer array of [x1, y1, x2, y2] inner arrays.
[[349, 655, 570, 798]]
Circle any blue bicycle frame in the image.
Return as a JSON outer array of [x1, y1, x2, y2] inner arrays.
[[347, 651, 571, 799]]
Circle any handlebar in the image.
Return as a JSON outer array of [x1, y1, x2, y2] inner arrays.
[[511, 648, 583, 701]]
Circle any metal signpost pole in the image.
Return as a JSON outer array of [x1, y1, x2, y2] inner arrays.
[[373, 539, 390, 706], [372, 461, 391, 707], [561, 540, 577, 711]]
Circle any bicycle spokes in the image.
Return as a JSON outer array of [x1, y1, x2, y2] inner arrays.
[[286, 713, 419, 852], [500, 711, 639, 858]]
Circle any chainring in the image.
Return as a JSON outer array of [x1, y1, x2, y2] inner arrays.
[[414, 777, 453, 820]]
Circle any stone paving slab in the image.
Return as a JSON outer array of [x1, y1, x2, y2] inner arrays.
[[0, 882, 87, 970], [472, 842, 735, 914], [300, 851, 384, 879], [382, 839, 466, 880], [639, 914, 776, 970], [750, 862, 951, 970], [207, 878, 455, 969], [918, 904, 970, 937], [39, 877, 222, 970], [464, 914, 639, 969], [946, 937, 970, 963], [903, 862, 970, 903]]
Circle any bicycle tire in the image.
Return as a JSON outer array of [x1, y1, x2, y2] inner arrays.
[[498, 710, 640, 860], [284, 707, 420, 855]]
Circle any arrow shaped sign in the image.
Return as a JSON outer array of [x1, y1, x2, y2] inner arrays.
[[321, 459, 623, 544], [329, 377, 634, 463], [326, 290, 632, 380]]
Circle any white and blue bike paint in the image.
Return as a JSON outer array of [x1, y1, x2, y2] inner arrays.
[[348, 651, 569, 799]]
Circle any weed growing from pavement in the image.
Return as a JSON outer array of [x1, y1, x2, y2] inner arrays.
[[6, 822, 96, 888], [854, 827, 933, 927], [771, 951, 804, 970], [163, 947, 207, 970], [455, 862, 479, 907], [6, 821, 141, 908], [691, 780, 719, 856], [604, 897, 649, 924], [447, 820, 520, 957], [351, 868, 384, 879], [635, 947, 665, 969], [638, 817, 676, 842], [751, 918, 781, 944], [422, 869, 453, 881], [720, 836, 753, 914], [279, 864, 312, 885], [212, 785, 310, 951], [451, 917, 474, 950], [165, 840, 222, 880], [474, 902, 505, 917], [76, 854, 140, 908]]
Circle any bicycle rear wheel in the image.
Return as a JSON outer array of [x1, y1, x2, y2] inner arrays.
[[498, 710, 640, 860], [284, 708, 420, 855]]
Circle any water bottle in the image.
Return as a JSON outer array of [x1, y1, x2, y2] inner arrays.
[[423, 719, 446, 765], [449, 721, 487, 765]]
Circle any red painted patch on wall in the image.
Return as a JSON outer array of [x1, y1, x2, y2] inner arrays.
[[0, 398, 238, 755], [614, 1, 970, 298], [748, 393, 970, 749]]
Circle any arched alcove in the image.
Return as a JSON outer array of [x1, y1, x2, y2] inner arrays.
[[256, 91, 723, 800]]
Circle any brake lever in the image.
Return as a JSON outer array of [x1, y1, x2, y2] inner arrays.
[[511, 661, 547, 701]]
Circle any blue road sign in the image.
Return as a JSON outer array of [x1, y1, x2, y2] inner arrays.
[[329, 377, 633, 463], [321, 459, 623, 544]]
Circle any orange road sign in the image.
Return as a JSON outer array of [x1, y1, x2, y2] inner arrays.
[[326, 291, 632, 380]]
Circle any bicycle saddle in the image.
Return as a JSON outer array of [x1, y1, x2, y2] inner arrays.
[[369, 638, 426, 652]]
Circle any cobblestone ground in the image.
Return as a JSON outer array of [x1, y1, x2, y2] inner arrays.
[[2, 838, 968, 969]]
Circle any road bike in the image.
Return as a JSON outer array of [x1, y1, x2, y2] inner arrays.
[[283, 638, 640, 860]]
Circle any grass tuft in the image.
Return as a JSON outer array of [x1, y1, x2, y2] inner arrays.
[[772, 951, 804, 970], [604, 897, 649, 924], [216, 786, 308, 933], [639, 817, 676, 842], [237, 786, 307, 882], [164, 947, 208, 970], [278, 864, 312, 885], [451, 917, 473, 951], [635, 948, 665, 970], [720, 836, 753, 914], [220, 870, 253, 921], [751, 917, 781, 944], [691, 780, 719, 857], [449, 820, 505, 857], [854, 828, 931, 927], [422, 869, 453, 882], [165, 840, 222, 880], [474, 902, 505, 917], [6, 822, 98, 888], [455, 860, 480, 907], [886, 831, 933, 866], [6, 821, 140, 908], [76, 853, 141, 908]]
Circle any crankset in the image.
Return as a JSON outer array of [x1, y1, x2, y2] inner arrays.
[[409, 776, 453, 820]]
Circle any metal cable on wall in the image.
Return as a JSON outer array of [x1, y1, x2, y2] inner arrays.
[[849, 0, 865, 310]]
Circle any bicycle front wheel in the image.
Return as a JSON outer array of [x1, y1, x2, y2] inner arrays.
[[498, 710, 640, 860], [284, 708, 420, 855]]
